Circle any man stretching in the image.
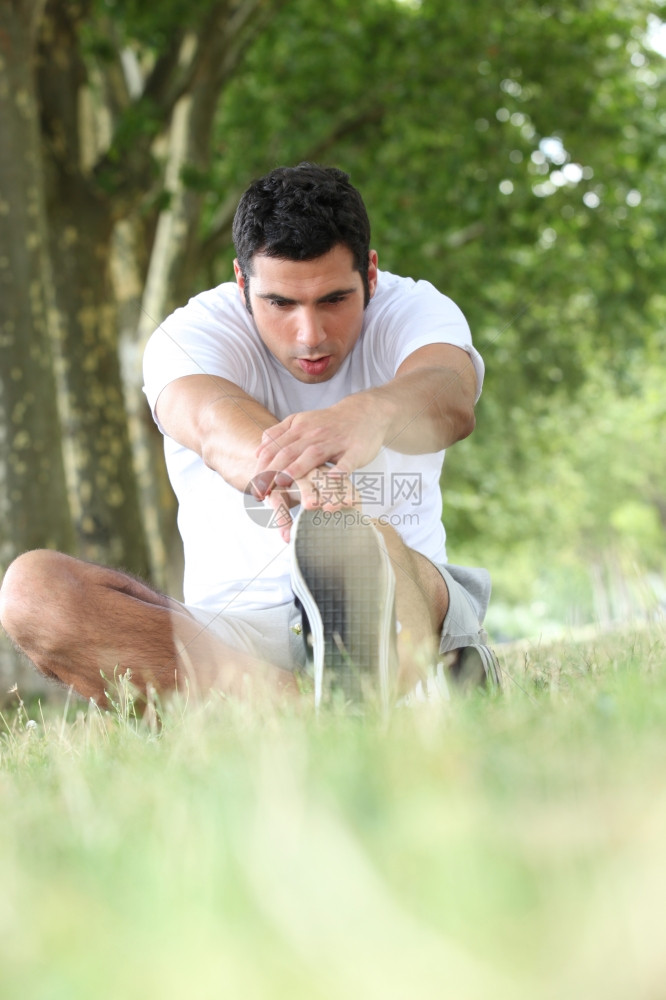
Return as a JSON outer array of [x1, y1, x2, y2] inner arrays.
[[0, 164, 500, 706]]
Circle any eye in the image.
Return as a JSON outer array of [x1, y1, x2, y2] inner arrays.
[[269, 299, 292, 309]]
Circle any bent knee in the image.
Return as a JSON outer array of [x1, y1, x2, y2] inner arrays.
[[0, 550, 74, 639], [371, 519, 406, 555]]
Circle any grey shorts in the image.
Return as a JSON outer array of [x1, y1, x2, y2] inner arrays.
[[432, 562, 491, 655], [181, 561, 491, 673]]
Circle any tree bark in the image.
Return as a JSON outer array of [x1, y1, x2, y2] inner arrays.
[[36, 0, 150, 575], [113, 218, 179, 593], [120, 2, 287, 585], [0, 0, 75, 694]]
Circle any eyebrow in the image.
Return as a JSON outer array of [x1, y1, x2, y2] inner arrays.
[[255, 286, 358, 305]]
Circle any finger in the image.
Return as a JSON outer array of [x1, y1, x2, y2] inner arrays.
[[296, 475, 326, 509], [255, 432, 285, 461], [255, 438, 280, 461], [282, 445, 343, 482], [278, 483, 302, 507], [274, 472, 301, 507], [257, 441, 306, 474], [273, 471, 295, 489], [323, 470, 360, 506], [263, 415, 293, 440], [248, 469, 279, 500], [256, 418, 294, 457], [327, 461, 353, 477], [297, 470, 356, 510], [265, 490, 294, 536]]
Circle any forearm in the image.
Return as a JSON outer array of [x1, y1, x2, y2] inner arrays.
[[199, 394, 280, 491], [254, 363, 476, 484], [155, 375, 279, 492], [362, 364, 476, 454]]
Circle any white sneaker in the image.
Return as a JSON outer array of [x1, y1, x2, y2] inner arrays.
[[291, 509, 397, 710]]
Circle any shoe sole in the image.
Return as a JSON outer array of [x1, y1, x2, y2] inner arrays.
[[291, 509, 396, 709]]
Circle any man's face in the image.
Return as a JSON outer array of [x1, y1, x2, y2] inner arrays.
[[234, 245, 378, 384]]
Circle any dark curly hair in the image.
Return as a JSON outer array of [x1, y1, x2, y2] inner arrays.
[[232, 163, 372, 310]]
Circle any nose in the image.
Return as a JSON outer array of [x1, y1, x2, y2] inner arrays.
[[296, 307, 326, 350]]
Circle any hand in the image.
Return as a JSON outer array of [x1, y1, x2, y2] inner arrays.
[[251, 465, 359, 542], [254, 395, 388, 482], [247, 470, 299, 543]]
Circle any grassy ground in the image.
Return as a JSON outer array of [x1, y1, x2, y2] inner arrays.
[[1, 624, 665, 1000]]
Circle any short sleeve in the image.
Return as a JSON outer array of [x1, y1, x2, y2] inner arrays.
[[365, 274, 484, 401], [142, 284, 259, 425]]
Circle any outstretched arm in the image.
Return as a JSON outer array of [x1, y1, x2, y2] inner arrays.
[[155, 374, 279, 492], [155, 374, 357, 541], [255, 343, 477, 481]]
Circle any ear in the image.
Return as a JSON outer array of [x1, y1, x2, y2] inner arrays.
[[367, 250, 379, 300], [233, 258, 244, 289], [234, 258, 253, 314]]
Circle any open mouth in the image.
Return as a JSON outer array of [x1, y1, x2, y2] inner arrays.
[[296, 356, 331, 376]]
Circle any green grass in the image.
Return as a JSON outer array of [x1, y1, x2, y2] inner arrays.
[[1, 624, 665, 1000]]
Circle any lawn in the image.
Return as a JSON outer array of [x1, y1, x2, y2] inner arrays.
[[1, 624, 665, 1000]]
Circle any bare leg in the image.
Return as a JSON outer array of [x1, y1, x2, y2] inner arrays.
[[0, 550, 299, 706], [373, 523, 449, 693]]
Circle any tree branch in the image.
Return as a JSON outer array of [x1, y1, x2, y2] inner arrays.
[[209, 0, 288, 91], [299, 105, 385, 164], [199, 188, 245, 263], [25, 0, 48, 41], [198, 103, 386, 268], [92, 1, 283, 212], [37, 0, 93, 180], [141, 31, 191, 114], [92, 29, 135, 125]]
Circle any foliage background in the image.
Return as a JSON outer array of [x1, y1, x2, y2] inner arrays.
[[1, 0, 665, 690]]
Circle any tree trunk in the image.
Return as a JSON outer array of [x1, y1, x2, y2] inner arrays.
[[123, 3, 281, 588], [113, 218, 180, 594], [0, 0, 75, 695], [37, 0, 151, 576], [45, 183, 151, 574]]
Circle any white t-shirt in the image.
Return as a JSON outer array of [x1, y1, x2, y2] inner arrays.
[[143, 269, 484, 612]]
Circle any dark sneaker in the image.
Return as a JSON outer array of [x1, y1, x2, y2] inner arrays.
[[447, 643, 503, 692], [397, 661, 452, 706], [291, 508, 397, 709], [398, 645, 502, 708]]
